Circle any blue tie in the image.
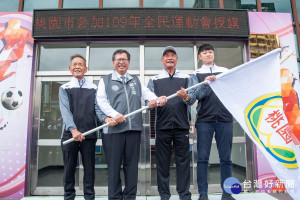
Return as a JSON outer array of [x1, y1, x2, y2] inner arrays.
[[121, 76, 126, 84]]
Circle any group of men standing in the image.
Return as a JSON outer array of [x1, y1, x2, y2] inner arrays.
[[59, 44, 235, 200]]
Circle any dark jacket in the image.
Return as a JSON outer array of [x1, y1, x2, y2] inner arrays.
[[148, 69, 190, 130], [59, 77, 106, 140], [186, 64, 233, 122]]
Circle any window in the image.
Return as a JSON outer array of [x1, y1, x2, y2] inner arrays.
[[38, 43, 86, 71], [295, 32, 299, 59], [144, 44, 194, 70], [224, 0, 257, 11], [144, 0, 180, 8], [196, 41, 244, 69], [261, 0, 292, 13], [297, 0, 300, 21], [103, 0, 139, 8], [23, 0, 59, 11], [185, 0, 219, 8], [0, 0, 19, 12], [89, 43, 140, 71], [63, 0, 99, 8]]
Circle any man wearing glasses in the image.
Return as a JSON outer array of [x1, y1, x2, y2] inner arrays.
[[96, 49, 167, 200]]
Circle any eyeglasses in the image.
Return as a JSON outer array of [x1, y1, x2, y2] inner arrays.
[[71, 63, 85, 67], [114, 58, 129, 63]]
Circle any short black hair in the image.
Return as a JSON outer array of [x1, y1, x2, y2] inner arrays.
[[198, 44, 214, 55], [112, 49, 131, 61], [70, 54, 86, 64]]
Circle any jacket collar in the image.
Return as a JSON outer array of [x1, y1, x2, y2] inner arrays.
[[162, 68, 179, 77], [201, 64, 216, 72], [71, 77, 86, 87], [112, 70, 133, 83]]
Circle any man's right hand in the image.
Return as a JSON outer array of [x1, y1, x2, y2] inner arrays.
[[205, 75, 216, 84], [71, 129, 85, 142], [115, 113, 126, 123], [177, 87, 189, 101]]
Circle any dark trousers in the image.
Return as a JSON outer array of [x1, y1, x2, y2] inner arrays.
[[61, 139, 97, 200], [155, 129, 191, 200], [195, 121, 233, 195], [102, 131, 141, 200]]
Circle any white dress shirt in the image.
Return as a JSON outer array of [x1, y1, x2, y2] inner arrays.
[[97, 71, 157, 118]]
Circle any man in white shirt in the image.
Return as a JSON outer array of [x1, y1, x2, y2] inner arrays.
[[97, 49, 167, 200]]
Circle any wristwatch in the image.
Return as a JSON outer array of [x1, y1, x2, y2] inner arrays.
[[156, 99, 160, 105], [184, 95, 190, 101]]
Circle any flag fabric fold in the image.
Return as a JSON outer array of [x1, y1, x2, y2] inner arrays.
[[209, 48, 300, 199]]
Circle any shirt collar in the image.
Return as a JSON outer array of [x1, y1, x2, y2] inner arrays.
[[114, 70, 128, 79], [71, 77, 86, 87], [202, 64, 216, 69]]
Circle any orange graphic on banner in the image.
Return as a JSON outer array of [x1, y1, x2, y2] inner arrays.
[[0, 18, 33, 82], [281, 68, 300, 145]]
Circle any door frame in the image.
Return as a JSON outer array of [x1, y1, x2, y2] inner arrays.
[[28, 41, 254, 196]]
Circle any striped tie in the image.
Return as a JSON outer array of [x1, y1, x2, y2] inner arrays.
[[121, 76, 126, 84]]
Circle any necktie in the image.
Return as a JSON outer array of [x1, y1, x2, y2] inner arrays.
[[121, 76, 126, 84]]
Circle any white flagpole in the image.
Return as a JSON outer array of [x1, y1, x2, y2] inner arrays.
[[280, 46, 293, 64], [62, 80, 209, 145]]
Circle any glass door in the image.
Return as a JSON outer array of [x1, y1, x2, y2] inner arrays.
[[31, 77, 66, 195], [143, 41, 249, 194], [193, 41, 249, 193], [31, 76, 110, 195]]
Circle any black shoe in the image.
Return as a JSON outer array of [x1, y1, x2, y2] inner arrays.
[[221, 193, 235, 200], [198, 194, 209, 200]]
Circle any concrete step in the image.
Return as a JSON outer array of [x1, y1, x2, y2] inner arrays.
[[21, 192, 285, 200]]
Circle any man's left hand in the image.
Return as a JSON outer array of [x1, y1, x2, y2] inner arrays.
[[147, 96, 167, 108], [148, 99, 158, 108], [104, 117, 118, 127]]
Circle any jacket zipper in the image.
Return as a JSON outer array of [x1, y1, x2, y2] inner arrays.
[[123, 82, 132, 129]]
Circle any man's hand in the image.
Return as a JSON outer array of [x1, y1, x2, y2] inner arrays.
[[205, 75, 216, 84], [115, 113, 126, 123], [104, 117, 118, 127], [177, 87, 190, 101], [157, 96, 167, 106], [71, 129, 85, 142], [148, 96, 167, 108], [148, 99, 158, 108]]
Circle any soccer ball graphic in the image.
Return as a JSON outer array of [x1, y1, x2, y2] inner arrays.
[[1, 87, 23, 110]]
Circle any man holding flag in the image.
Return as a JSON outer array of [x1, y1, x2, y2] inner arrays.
[[147, 46, 192, 200], [205, 47, 300, 200], [179, 45, 300, 199], [177, 43, 235, 200], [96, 49, 167, 200]]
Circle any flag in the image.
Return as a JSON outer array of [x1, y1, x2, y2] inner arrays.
[[209, 48, 300, 199], [281, 67, 300, 145]]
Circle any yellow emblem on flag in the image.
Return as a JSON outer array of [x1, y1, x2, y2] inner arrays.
[[245, 93, 298, 168]]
